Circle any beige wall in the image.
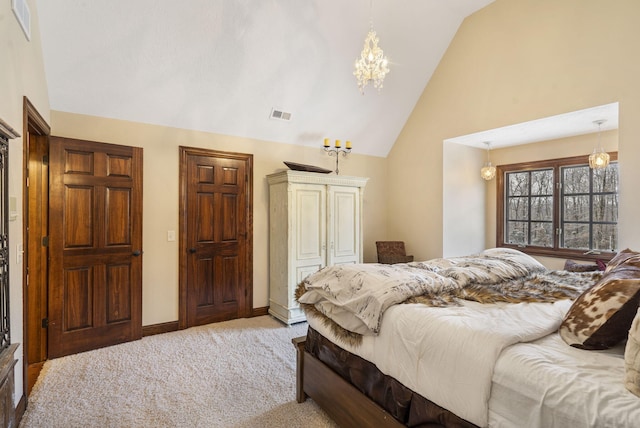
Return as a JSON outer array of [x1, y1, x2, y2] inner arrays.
[[388, 0, 640, 262], [0, 0, 50, 407], [50, 111, 388, 325], [442, 142, 486, 258]]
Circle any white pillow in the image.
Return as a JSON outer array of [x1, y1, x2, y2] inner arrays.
[[481, 247, 546, 272], [625, 306, 640, 397]]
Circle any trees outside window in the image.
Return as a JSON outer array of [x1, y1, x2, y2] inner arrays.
[[497, 153, 618, 261]]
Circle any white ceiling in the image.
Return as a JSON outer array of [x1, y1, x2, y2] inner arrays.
[[445, 102, 619, 149], [35, 0, 494, 157]]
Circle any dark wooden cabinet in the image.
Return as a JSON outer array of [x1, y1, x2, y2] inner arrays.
[[0, 345, 18, 428]]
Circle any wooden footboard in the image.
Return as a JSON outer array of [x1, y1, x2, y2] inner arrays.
[[292, 336, 404, 428]]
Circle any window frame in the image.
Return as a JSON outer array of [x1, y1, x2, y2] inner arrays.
[[496, 152, 618, 262]]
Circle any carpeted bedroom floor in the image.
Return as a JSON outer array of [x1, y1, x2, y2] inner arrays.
[[20, 316, 337, 428]]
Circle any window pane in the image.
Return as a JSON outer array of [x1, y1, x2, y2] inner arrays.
[[593, 164, 619, 193], [563, 166, 590, 194], [531, 222, 553, 247], [531, 196, 552, 221], [508, 197, 529, 220], [593, 195, 618, 222], [563, 195, 589, 222], [562, 223, 589, 250], [507, 221, 528, 245], [531, 169, 553, 195], [593, 224, 617, 251], [508, 172, 529, 196]]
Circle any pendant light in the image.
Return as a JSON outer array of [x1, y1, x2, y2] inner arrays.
[[589, 119, 609, 170], [480, 142, 496, 181]]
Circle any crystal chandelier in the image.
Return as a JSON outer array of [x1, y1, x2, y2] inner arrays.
[[589, 119, 610, 170], [480, 142, 497, 181], [353, 3, 389, 94]]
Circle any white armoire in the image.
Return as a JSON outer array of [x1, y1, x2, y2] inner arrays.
[[267, 170, 368, 324]]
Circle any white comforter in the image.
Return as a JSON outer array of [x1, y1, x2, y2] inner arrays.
[[298, 247, 547, 336], [490, 332, 640, 427], [308, 299, 573, 427]]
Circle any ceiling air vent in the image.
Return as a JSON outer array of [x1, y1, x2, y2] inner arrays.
[[12, 0, 31, 41], [270, 108, 292, 122]]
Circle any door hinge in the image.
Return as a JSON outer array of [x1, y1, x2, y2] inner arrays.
[[42, 236, 49, 247], [42, 155, 49, 165], [42, 318, 49, 328]]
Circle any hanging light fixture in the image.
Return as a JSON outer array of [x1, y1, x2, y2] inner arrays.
[[480, 142, 497, 181], [353, 1, 389, 93], [589, 119, 610, 170]]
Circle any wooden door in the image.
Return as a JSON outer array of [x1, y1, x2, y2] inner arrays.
[[179, 147, 252, 328], [48, 137, 143, 358], [25, 133, 48, 391], [23, 96, 51, 394]]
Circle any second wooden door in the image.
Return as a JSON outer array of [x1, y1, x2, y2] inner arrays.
[[180, 147, 253, 328]]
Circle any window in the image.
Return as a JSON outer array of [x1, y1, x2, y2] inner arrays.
[[497, 153, 618, 261]]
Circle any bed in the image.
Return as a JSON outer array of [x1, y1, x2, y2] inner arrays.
[[292, 248, 640, 427]]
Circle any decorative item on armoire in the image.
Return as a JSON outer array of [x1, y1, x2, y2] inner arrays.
[[283, 161, 331, 174], [323, 138, 352, 175]]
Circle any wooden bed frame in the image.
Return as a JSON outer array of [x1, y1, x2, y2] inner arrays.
[[292, 336, 404, 428]]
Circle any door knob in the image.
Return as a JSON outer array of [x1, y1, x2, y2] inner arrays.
[[188, 248, 197, 254], [132, 250, 142, 256]]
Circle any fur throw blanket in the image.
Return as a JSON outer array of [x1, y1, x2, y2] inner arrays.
[[296, 249, 601, 346], [406, 269, 599, 307]]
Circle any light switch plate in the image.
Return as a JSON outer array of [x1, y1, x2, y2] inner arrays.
[[167, 230, 176, 242]]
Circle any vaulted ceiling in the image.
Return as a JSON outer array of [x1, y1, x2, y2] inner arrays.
[[35, 0, 494, 157]]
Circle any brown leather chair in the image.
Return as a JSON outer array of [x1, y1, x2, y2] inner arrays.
[[376, 241, 414, 264]]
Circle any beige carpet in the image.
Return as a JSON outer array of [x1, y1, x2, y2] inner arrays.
[[20, 316, 338, 428]]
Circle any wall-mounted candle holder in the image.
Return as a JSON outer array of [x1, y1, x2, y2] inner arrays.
[[323, 138, 352, 175]]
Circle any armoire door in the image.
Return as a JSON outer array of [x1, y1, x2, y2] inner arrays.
[[294, 183, 327, 282], [327, 185, 361, 266], [48, 137, 143, 358]]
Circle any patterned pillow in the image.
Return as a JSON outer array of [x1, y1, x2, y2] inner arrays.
[[625, 306, 640, 397], [605, 248, 640, 272], [559, 250, 640, 350], [564, 259, 599, 272]]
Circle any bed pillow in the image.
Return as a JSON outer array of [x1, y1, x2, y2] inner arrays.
[[481, 247, 546, 272], [564, 259, 599, 272], [625, 306, 640, 397], [605, 248, 640, 273], [559, 250, 640, 350]]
